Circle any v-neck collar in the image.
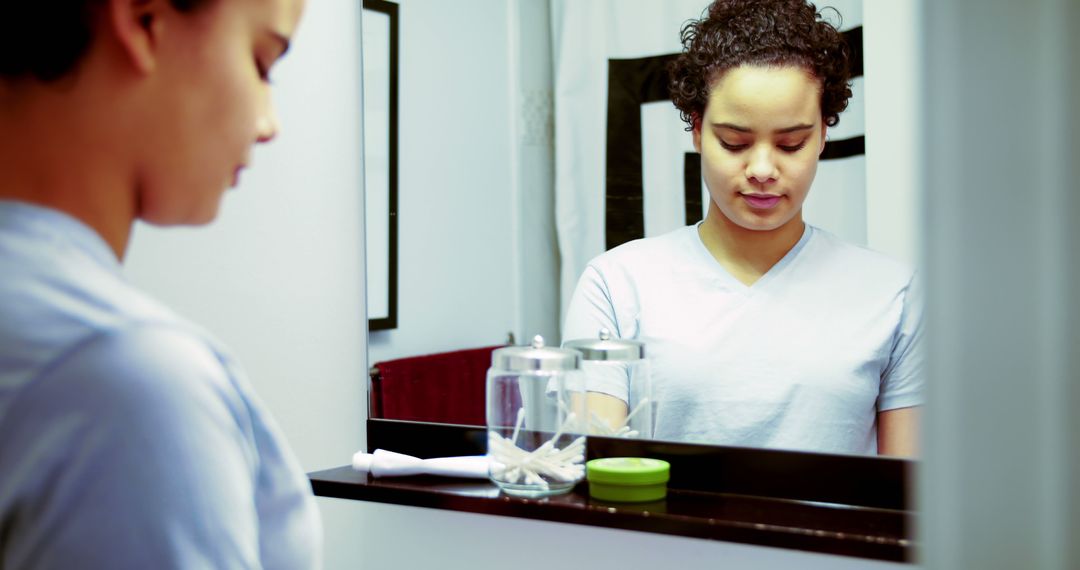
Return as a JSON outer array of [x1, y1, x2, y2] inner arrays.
[[690, 222, 814, 294]]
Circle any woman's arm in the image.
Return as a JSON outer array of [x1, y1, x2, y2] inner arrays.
[[877, 406, 919, 457], [587, 392, 629, 432], [570, 391, 629, 433]]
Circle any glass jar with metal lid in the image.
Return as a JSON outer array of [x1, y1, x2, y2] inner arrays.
[[562, 329, 652, 439], [486, 335, 587, 497]]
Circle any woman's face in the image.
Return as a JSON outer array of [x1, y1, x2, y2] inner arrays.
[[693, 65, 826, 234], [135, 0, 305, 226]]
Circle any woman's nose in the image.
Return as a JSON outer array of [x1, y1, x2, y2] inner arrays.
[[746, 147, 778, 185]]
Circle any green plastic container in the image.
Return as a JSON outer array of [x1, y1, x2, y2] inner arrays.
[[586, 457, 671, 502]]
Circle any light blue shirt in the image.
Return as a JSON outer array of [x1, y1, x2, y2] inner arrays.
[[0, 201, 322, 569], [563, 223, 924, 455]]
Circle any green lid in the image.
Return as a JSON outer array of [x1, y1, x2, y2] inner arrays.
[[586, 457, 670, 486]]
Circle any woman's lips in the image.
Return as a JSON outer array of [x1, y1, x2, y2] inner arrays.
[[741, 193, 782, 210]]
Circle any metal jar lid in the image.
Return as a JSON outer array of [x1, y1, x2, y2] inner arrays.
[[492, 335, 581, 371], [562, 328, 645, 361]]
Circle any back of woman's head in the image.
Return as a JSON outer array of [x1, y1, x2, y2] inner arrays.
[[0, 0, 211, 82], [668, 0, 853, 130]]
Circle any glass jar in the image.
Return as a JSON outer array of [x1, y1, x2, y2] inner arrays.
[[486, 335, 587, 497], [563, 329, 651, 439]]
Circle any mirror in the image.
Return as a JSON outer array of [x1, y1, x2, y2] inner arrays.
[[363, 0, 922, 458]]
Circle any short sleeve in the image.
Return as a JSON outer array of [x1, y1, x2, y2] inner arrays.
[[562, 265, 632, 402], [563, 265, 620, 339], [0, 326, 265, 569], [878, 272, 926, 411]]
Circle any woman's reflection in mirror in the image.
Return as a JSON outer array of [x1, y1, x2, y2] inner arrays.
[[563, 0, 922, 457]]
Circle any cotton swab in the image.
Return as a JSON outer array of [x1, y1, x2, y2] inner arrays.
[[488, 412, 586, 491]]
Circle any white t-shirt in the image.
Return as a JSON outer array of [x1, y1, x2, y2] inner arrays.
[[0, 201, 322, 569], [562, 223, 924, 455]]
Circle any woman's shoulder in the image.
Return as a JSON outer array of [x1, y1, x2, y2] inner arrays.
[[587, 225, 700, 273], [10, 322, 257, 465], [806, 225, 916, 284], [34, 324, 237, 405]]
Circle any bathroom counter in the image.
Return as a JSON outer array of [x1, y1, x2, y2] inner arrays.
[[310, 419, 914, 563], [309, 466, 910, 562]]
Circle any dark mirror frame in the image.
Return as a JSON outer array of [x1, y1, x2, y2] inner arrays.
[[364, 0, 399, 331]]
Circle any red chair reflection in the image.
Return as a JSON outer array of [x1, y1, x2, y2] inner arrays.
[[369, 345, 505, 426]]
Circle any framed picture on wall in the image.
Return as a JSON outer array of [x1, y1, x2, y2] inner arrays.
[[363, 0, 398, 331]]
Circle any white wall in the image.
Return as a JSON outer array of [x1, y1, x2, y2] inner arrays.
[[920, 0, 1080, 568], [366, 0, 522, 366], [338, 500, 907, 570], [863, 1, 922, 266], [366, 0, 561, 369], [122, 0, 368, 567]]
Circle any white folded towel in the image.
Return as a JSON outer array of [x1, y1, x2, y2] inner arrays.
[[352, 449, 491, 479]]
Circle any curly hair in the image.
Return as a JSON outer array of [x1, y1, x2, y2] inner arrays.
[[0, 0, 212, 83], [668, 0, 852, 130]]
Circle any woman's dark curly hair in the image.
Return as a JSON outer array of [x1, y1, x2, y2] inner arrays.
[[668, 0, 852, 131], [0, 0, 212, 83]]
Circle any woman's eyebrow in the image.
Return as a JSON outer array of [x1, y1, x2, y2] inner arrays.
[[712, 122, 752, 133], [774, 123, 815, 134], [711, 122, 815, 134]]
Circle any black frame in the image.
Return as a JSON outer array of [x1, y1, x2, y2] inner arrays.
[[363, 0, 399, 331]]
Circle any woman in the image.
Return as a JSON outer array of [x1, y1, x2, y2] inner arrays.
[[0, 0, 320, 567], [564, 0, 922, 457]]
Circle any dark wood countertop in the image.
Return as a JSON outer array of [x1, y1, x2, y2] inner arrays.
[[309, 419, 915, 563]]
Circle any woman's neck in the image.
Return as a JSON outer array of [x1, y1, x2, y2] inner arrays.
[[697, 203, 805, 286], [0, 84, 137, 261]]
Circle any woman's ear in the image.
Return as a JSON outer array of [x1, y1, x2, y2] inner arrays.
[[692, 114, 703, 153], [817, 122, 828, 156], [104, 0, 166, 75]]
